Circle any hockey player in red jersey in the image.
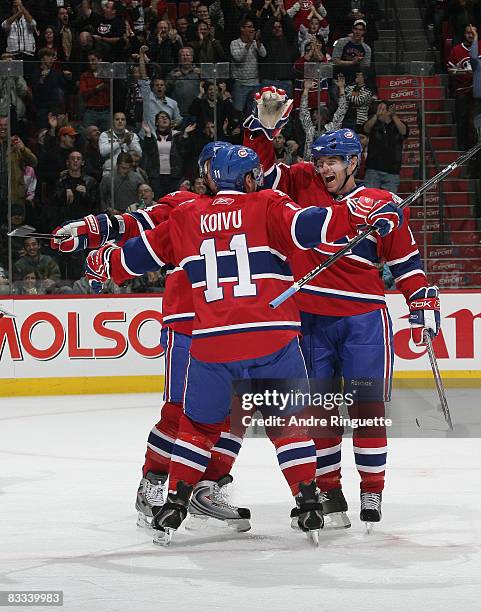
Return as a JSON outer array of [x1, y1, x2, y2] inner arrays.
[[83, 145, 403, 544], [244, 88, 441, 530], [50, 142, 251, 531]]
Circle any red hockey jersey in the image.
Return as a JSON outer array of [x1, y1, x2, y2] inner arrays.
[[244, 130, 428, 316], [108, 188, 360, 362], [117, 191, 197, 335]]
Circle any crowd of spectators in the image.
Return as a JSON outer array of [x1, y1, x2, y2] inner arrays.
[[0, 0, 416, 296]]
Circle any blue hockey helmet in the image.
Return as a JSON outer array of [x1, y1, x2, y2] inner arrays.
[[311, 128, 362, 160], [210, 145, 263, 192], [198, 141, 232, 177]]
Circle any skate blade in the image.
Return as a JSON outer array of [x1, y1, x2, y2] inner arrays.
[[152, 527, 175, 546], [323, 512, 351, 530], [364, 521, 376, 535], [306, 530, 320, 547], [226, 518, 251, 532], [136, 512, 152, 530], [416, 412, 450, 431], [186, 514, 251, 533]]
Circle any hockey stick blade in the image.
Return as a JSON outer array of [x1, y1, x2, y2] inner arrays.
[[270, 139, 481, 309], [416, 409, 451, 432], [7, 227, 69, 240]]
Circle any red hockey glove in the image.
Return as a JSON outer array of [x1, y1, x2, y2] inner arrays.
[[408, 286, 441, 346], [243, 86, 293, 140], [347, 196, 403, 237], [85, 244, 119, 293], [50, 214, 123, 253]]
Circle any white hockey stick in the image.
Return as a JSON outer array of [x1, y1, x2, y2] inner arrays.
[[270, 138, 481, 309], [7, 227, 69, 240], [415, 330, 453, 431]]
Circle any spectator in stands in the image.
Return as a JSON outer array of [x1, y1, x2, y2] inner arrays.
[[298, 14, 329, 55], [193, 176, 207, 194], [222, 0, 254, 47], [39, 118, 78, 188], [468, 25, 481, 127], [139, 48, 182, 131], [14, 237, 61, 293], [92, 0, 125, 61], [189, 81, 233, 133], [79, 51, 111, 132], [363, 100, 409, 192], [293, 37, 331, 109], [99, 112, 142, 174], [272, 132, 300, 164], [130, 270, 165, 293], [332, 18, 371, 84], [72, 275, 123, 294], [260, 10, 298, 96], [447, 0, 481, 46], [140, 113, 183, 197], [74, 0, 102, 34], [126, 182, 156, 212], [148, 19, 183, 78], [166, 46, 201, 118], [230, 18, 267, 112], [348, 1, 383, 50], [300, 74, 347, 155], [30, 48, 72, 128], [100, 151, 144, 213], [50, 150, 99, 228], [185, 0, 201, 31], [1, 0, 37, 76], [187, 20, 226, 64], [55, 6, 74, 62], [176, 17, 191, 45], [178, 119, 215, 178], [130, 151, 149, 183], [448, 24, 477, 150], [0, 118, 37, 222], [82, 125, 103, 183], [343, 68, 374, 131], [0, 202, 32, 265], [0, 53, 28, 140]]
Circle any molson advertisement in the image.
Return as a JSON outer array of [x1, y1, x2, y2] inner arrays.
[[0, 292, 480, 395]]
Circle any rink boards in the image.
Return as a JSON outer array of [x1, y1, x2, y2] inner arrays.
[[0, 291, 480, 396]]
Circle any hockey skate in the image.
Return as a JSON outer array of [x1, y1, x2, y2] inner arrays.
[[135, 471, 167, 529], [319, 488, 351, 529], [152, 481, 193, 546], [290, 481, 324, 546], [187, 475, 251, 532], [360, 492, 382, 534]]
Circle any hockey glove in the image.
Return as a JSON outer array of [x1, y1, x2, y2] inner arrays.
[[347, 196, 403, 237], [50, 214, 123, 253], [243, 86, 294, 141], [85, 244, 119, 294], [408, 286, 440, 346]]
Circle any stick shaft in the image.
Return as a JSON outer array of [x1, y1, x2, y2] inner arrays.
[[7, 231, 68, 240], [270, 140, 481, 309], [423, 330, 453, 430]]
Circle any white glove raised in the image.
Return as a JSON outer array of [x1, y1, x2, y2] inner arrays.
[[243, 86, 293, 140]]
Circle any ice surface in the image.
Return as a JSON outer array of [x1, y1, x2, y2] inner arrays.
[[0, 393, 480, 612]]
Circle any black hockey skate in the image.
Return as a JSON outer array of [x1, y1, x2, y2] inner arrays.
[[152, 481, 193, 546], [135, 471, 167, 529], [360, 492, 382, 533], [290, 481, 324, 546], [320, 488, 351, 529], [187, 475, 251, 532]]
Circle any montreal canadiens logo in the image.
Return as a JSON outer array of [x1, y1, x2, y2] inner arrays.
[[344, 131, 354, 139], [238, 148, 248, 157]]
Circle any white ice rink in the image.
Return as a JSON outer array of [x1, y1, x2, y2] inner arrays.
[[1, 393, 480, 612]]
